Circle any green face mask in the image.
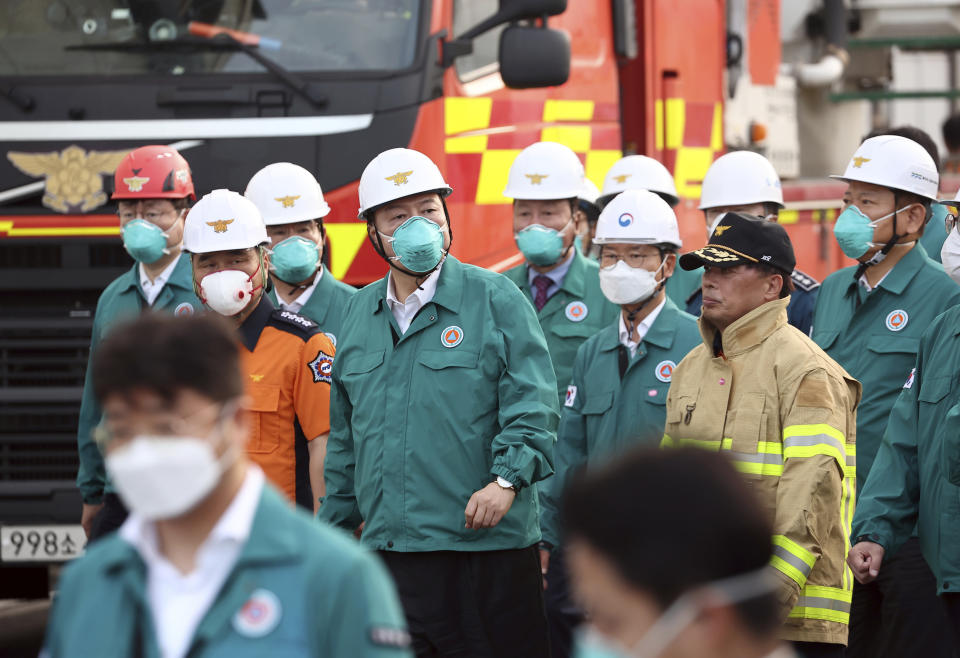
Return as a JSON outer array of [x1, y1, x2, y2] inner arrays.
[[122, 219, 169, 264], [515, 220, 571, 266], [269, 236, 320, 284]]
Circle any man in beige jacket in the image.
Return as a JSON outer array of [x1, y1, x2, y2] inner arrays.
[[662, 213, 860, 658]]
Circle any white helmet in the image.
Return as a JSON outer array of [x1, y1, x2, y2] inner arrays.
[[938, 185, 960, 207], [503, 141, 585, 200], [358, 148, 452, 219], [183, 189, 270, 254], [600, 155, 678, 207], [831, 135, 939, 201], [593, 190, 682, 248], [244, 162, 330, 225], [699, 151, 784, 210], [579, 178, 600, 207]]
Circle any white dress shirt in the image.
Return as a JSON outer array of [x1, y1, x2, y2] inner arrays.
[[276, 267, 323, 313], [858, 269, 891, 293], [386, 261, 444, 334], [139, 257, 180, 307], [618, 298, 666, 357], [119, 467, 264, 658]]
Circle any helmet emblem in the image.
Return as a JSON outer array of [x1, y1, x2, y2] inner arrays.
[[122, 176, 150, 192], [613, 173, 631, 184], [525, 173, 549, 185], [713, 225, 732, 236], [206, 219, 235, 233], [852, 156, 870, 168], [385, 170, 414, 186], [274, 195, 300, 208]]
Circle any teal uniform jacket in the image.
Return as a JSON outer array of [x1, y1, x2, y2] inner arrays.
[[852, 304, 960, 594], [539, 298, 701, 548], [811, 244, 960, 492], [267, 265, 356, 347], [76, 254, 202, 504], [919, 203, 950, 264], [503, 251, 619, 400], [43, 484, 413, 657], [317, 256, 559, 552], [665, 264, 703, 309]]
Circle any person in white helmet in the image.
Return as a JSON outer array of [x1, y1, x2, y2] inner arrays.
[[812, 136, 960, 658], [245, 162, 355, 346], [686, 151, 820, 335], [183, 189, 336, 512], [538, 190, 702, 658], [576, 178, 602, 259], [318, 148, 558, 657], [502, 142, 619, 403]]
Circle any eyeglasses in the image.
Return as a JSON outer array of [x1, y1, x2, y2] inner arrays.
[[945, 209, 959, 236], [93, 401, 229, 449], [599, 250, 663, 269]]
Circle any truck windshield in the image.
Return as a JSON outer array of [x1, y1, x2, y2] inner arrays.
[[0, 0, 420, 76]]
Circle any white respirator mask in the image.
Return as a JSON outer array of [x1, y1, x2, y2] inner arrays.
[[599, 258, 664, 306], [199, 269, 259, 316], [105, 433, 235, 520]]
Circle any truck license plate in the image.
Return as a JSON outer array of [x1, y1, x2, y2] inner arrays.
[[1, 525, 86, 562]]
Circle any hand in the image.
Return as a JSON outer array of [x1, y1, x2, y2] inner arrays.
[[848, 541, 885, 584], [464, 482, 516, 530], [539, 548, 551, 590], [353, 521, 365, 540], [81, 503, 104, 539]]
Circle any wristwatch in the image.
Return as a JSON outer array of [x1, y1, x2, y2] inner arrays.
[[495, 476, 516, 491]]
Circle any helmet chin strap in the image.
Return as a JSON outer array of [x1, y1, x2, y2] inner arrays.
[[368, 199, 454, 289], [854, 199, 920, 281]]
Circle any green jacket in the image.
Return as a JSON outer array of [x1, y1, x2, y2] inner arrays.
[[665, 264, 703, 308], [318, 256, 559, 552], [852, 304, 960, 594], [503, 251, 619, 400], [539, 298, 701, 548], [267, 266, 356, 347], [811, 244, 960, 492], [76, 254, 201, 504], [43, 484, 412, 657]]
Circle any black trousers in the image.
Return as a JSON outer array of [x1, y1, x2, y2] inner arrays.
[[544, 548, 585, 658], [847, 537, 956, 658], [87, 493, 129, 543], [378, 546, 550, 658], [943, 593, 960, 651], [792, 642, 845, 658]]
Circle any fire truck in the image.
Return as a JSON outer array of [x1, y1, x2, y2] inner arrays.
[[2, 0, 957, 596]]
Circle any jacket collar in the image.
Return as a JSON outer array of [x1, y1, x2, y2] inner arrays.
[[598, 296, 681, 352], [367, 256, 464, 316], [699, 297, 789, 356], [847, 243, 929, 296], [238, 295, 274, 352], [116, 252, 195, 295]]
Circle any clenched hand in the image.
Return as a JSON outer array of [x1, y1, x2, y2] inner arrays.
[[464, 482, 515, 530]]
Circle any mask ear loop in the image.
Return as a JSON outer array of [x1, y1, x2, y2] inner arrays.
[[624, 250, 668, 335], [854, 195, 915, 280]]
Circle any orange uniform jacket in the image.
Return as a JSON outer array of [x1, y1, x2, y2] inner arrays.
[[239, 296, 334, 508]]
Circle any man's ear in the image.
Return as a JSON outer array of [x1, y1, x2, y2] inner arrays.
[[902, 202, 928, 236], [661, 253, 677, 280], [766, 272, 784, 301]]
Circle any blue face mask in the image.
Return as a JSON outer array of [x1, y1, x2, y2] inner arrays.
[[515, 220, 571, 267], [380, 216, 446, 273], [122, 219, 169, 264], [834, 203, 914, 260], [270, 236, 320, 284]]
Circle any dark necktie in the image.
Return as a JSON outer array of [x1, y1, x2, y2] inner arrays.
[[533, 275, 552, 311]]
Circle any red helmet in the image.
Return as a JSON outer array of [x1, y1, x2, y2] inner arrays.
[[112, 145, 196, 200]]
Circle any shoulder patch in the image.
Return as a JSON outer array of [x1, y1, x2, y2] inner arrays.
[[565, 385, 577, 407], [269, 309, 320, 340], [370, 627, 411, 649], [903, 367, 916, 389], [308, 350, 334, 384], [791, 269, 821, 292]]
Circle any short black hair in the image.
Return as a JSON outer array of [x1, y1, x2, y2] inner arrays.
[[562, 448, 779, 637], [944, 114, 960, 152], [746, 262, 793, 298], [92, 313, 243, 405]]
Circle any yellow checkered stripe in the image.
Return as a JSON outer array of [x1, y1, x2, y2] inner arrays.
[[771, 535, 816, 589], [444, 98, 620, 205], [788, 585, 853, 625]]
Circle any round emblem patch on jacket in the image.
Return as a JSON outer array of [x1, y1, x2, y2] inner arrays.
[[655, 360, 676, 383], [174, 302, 194, 316], [308, 350, 334, 383], [565, 301, 588, 322], [232, 589, 282, 638], [441, 326, 463, 348], [885, 309, 908, 332]]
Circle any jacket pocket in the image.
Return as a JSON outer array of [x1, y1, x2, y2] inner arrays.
[[942, 403, 960, 486], [813, 330, 840, 351], [550, 321, 600, 339], [866, 333, 920, 356], [340, 349, 385, 403], [581, 390, 614, 416], [246, 384, 280, 454], [731, 391, 767, 454], [419, 349, 480, 370]]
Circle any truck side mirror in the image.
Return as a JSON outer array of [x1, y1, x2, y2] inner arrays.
[[499, 24, 570, 88]]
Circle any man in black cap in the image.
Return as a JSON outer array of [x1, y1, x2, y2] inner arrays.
[[661, 213, 861, 658]]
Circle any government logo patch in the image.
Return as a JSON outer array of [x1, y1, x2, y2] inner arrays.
[[174, 302, 194, 316], [885, 309, 908, 332], [441, 325, 463, 348], [565, 301, 588, 322], [308, 350, 334, 383], [655, 360, 676, 383], [232, 589, 281, 638]]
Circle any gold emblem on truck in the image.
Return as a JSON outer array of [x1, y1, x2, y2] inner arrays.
[[7, 145, 130, 213]]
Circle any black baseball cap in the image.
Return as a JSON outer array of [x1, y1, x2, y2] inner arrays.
[[679, 212, 796, 274]]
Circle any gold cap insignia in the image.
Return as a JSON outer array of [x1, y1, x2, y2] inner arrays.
[[206, 219, 234, 233], [275, 195, 301, 208], [122, 176, 150, 192], [713, 225, 731, 236], [613, 173, 631, 184], [249, 374, 264, 382], [7, 145, 130, 213], [525, 173, 549, 185], [385, 170, 414, 186], [852, 156, 870, 168]]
